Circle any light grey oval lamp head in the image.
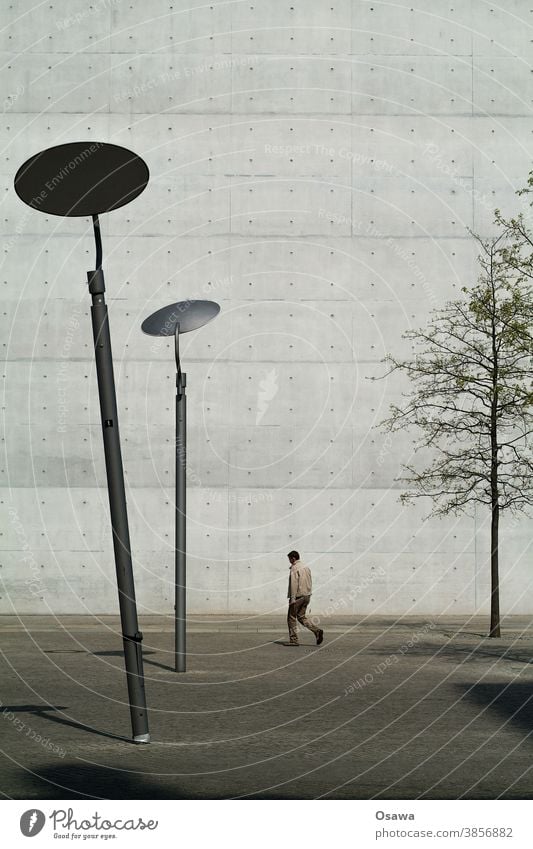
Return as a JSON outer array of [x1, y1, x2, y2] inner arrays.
[[141, 300, 220, 336]]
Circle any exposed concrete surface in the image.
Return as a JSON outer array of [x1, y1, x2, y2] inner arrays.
[[1, 615, 533, 799], [1, 2, 533, 615]]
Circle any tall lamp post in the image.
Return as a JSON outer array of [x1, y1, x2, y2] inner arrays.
[[15, 142, 150, 743], [141, 300, 220, 672]]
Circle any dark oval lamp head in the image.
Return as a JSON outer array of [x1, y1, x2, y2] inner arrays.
[[142, 300, 220, 336], [14, 141, 149, 217]]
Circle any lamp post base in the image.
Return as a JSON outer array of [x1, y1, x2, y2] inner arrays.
[[133, 733, 151, 744]]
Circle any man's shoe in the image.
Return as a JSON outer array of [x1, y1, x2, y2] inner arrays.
[[316, 629, 324, 645], [288, 641, 300, 646]]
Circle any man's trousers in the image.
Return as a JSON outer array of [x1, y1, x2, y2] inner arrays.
[[287, 595, 320, 644]]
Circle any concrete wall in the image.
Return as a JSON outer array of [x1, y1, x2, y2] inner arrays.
[[1, 1, 533, 617]]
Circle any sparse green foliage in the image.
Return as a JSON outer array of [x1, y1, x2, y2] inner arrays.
[[377, 202, 533, 638]]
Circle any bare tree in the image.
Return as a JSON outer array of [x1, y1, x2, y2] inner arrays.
[[378, 227, 533, 637]]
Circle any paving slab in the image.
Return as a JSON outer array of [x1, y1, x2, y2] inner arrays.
[[1, 615, 533, 799]]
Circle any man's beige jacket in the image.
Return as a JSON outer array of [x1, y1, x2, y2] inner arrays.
[[287, 560, 313, 600]]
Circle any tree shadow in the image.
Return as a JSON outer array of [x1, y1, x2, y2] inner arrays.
[[458, 647, 533, 665], [456, 681, 533, 736], [368, 642, 533, 667]]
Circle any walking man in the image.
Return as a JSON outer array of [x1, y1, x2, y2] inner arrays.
[[286, 551, 324, 646]]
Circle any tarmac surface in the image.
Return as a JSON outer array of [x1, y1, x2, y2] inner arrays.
[[1, 613, 533, 799]]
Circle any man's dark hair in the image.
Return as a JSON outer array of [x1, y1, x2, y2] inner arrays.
[[287, 550, 300, 561]]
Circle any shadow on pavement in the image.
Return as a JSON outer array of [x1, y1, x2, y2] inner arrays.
[[45, 650, 156, 657], [28, 762, 197, 799], [143, 657, 175, 672], [457, 682, 533, 735], [2, 704, 131, 743], [368, 643, 533, 667]]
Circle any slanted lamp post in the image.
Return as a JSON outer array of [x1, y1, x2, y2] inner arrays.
[[141, 300, 220, 672], [14, 141, 150, 743]]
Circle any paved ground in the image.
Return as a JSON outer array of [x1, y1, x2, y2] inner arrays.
[[1, 613, 533, 799]]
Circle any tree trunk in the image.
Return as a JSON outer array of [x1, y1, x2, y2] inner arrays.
[[489, 499, 500, 638], [489, 272, 500, 639]]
